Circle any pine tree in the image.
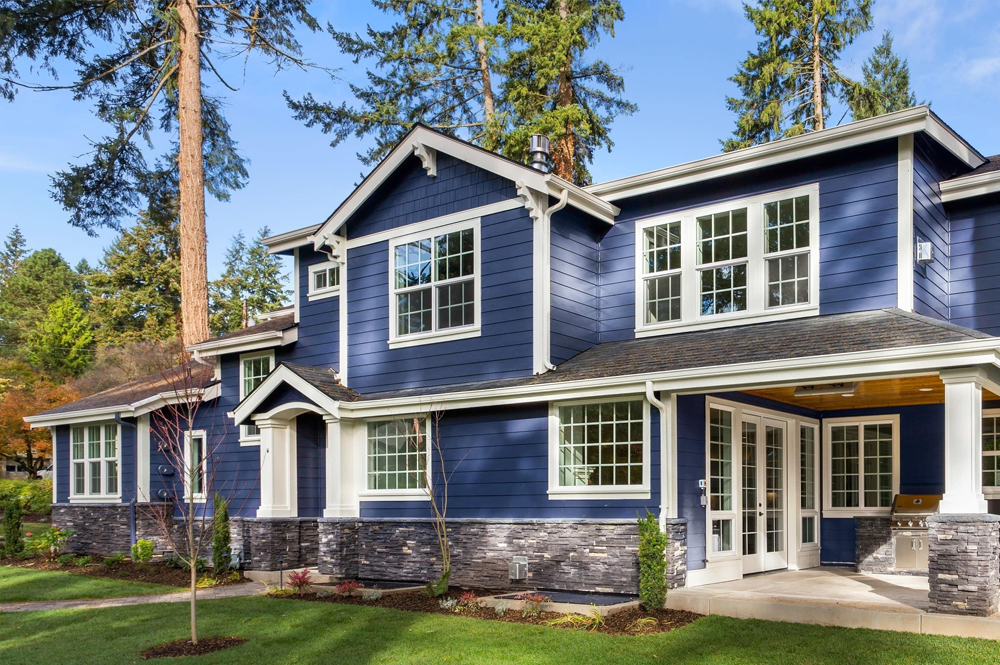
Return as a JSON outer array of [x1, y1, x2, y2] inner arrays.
[[87, 211, 182, 346], [0, 225, 28, 291], [27, 296, 95, 378], [847, 31, 919, 121], [723, 0, 874, 152], [209, 228, 288, 335]]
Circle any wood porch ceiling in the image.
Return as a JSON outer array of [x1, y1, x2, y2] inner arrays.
[[745, 376, 1000, 411]]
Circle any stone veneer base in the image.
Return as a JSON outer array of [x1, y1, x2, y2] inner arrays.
[[927, 514, 1000, 617], [318, 517, 688, 594], [855, 517, 894, 575]]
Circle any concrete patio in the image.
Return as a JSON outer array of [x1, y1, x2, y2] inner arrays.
[[666, 568, 1000, 639]]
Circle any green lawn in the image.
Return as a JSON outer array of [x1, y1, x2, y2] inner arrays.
[[22, 522, 50, 535], [0, 566, 178, 602], [2, 596, 999, 665]]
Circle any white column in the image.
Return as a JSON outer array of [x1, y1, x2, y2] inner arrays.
[[256, 418, 298, 518], [50, 427, 57, 503], [323, 416, 343, 517], [136, 415, 151, 502], [939, 368, 988, 514]]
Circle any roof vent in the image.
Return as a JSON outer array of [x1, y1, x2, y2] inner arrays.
[[529, 134, 550, 173]]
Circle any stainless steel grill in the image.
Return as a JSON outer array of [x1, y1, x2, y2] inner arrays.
[[890, 494, 941, 571]]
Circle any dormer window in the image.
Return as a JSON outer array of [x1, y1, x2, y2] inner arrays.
[[388, 219, 481, 348], [634, 184, 819, 336], [308, 261, 340, 301]]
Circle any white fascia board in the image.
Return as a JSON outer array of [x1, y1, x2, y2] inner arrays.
[[264, 224, 322, 254], [187, 328, 298, 359], [25, 406, 133, 429], [586, 107, 985, 202], [337, 339, 1000, 418], [231, 365, 340, 424], [311, 126, 617, 251], [940, 171, 1000, 202]]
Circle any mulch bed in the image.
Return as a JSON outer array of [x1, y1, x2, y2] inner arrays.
[[283, 587, 702, 635], [1, 554, 246, 588], [141, 636, 247, 659]]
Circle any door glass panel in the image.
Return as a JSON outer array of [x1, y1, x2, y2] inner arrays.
[[742, 421, 758, 556], [765, 425, 784, 554]]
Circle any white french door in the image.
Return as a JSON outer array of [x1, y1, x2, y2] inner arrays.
[[741, 415, 788, 574]]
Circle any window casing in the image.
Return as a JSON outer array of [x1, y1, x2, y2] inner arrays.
[[984, 410, 1000, 496], [70, 423, 120, 500], [388, 219, 481, 348], [823, 415, 899, 517], [239, 350, 274, 442], [183, 430, 207, 502], [308, 260, 341, 300], [359, 417, 431, 500], [548, 398, 650, 500], [634, 184, 820, 336]]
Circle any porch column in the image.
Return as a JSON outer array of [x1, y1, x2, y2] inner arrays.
[[938, 368, 988, 514], [323, 416, 345, 518], [256, 418, 297, 518]]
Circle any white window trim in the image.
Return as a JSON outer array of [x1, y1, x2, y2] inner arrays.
[[634, 183, 820, 337], [357, 416, 433, 502], [705, 402, 739, 562], [983, 408, 1000, 498], [387, 217, 482, 349], [547, 397, 652, 501], [822, 414, 901, 518], [799, 422, 820, 552], [307, 259, 341, 301], [239, 349, 275, 445], [183, 429, 208, 503], [69, 421, 121, 503]]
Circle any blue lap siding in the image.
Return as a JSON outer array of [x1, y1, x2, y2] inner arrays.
[[550, 207, 602, 364], [949, 194, 1000, 335], [55, 425, 70, 503], [360, 402, 661, 520], [296, 413, 326, 518], [281, 245, 339, 370]]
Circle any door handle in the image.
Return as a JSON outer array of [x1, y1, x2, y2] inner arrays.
[[758, 511, 764, 517]]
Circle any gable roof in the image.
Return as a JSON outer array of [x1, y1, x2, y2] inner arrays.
[[186, 313, 298, 358], [941, 154, 1000, 203], [309, 124, 619, 251]]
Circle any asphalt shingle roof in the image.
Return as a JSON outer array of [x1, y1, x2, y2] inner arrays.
[[282, 363, 361, 402], [957, 154, 1000, 178], [190, 313, 295, 346]]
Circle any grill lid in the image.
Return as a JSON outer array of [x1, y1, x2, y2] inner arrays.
[[890, 494, 941, 515]]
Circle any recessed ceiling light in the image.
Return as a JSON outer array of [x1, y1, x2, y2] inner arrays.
[[841, 393, 854, 397], [919, 388, 933, 392]]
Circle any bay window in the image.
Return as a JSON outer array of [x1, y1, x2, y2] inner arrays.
[[70, 423, 119, 500], [634, 184, 819, 336], [823, 415, 899, 516]]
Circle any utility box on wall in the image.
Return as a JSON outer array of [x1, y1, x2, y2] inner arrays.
[[509, 556, 528, 581]]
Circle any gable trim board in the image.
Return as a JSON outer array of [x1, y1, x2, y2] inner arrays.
[[231, 364, 344, 425], [587, 107, 984, 202], [898, 135, 915, 312], [940, 171, 1000, 202], [187, 327, 299, 360]]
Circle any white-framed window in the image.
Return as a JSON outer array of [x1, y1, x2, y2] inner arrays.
[[183, 429, 207, 502], [548, 398, 651, 501], [823, 415, 900, 517], [983, 410, 1000, 496], [634, 183, 820, 336], [388, 218, 481, 348], [707, 405, 736, 556], [800, 423, 819, 548], [358, 417, 431, 501], [70, 422, 120, 500], [239, 350, 274, 443], [308, 260, 341, 301]]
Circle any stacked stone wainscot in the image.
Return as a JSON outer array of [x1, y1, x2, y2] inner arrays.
[[927, 514, 1000, 617]]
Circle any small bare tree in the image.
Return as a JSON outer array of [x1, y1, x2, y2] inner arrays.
[[139, 357, 227, 646], [415, 411, 464, 596]]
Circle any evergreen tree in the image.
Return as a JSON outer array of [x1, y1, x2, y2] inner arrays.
[[723, 0, 874, 151], [88, 209, 182, 347], [0, 249, 83, 361], [209, 228, 288, 335], [0, 225, 28, 291], [847, 31, 919, 120], [27, 296, 95, 378]]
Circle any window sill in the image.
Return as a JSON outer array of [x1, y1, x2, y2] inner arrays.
[[69, 496, 122, 504], [547, 487, 650, 501], [307, 288, 340, 302], [635, 303, 818, 338], [822, 508, 891, 518], [358, 489, 430, 502], [388, 326, 481, 350], [239, 436, 261, 447]]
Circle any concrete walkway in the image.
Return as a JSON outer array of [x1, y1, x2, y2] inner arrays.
[[667, 568, 1000, 639], [0, 581, 265, 613]]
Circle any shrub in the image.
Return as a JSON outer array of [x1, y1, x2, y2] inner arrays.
[[287, 569, 313, 595], [165, 555, 207, 572], [493, 600, 510, 617], [423, 570, 450, 598], [438, 597, 458, 611], [515, 593, 550, 619], [1, 498, 25, 557], [457, 590, 481, 610], [361, 588, 383, 603], [334, 580, 363, 597], [626, 616, 659, 634], [211, 493, 231, 574], [637, 510, 668, 611], [545, 608, 604, 631], [315, 588, 334, 599], [0, 479, 52, 516], [130, 539, 154, 563], [56, 553, 75, 566], [103, 552, 125, 566], [28, 525, 73, 558], [74, 555, 92, 566], [265, 586, 295, 598], [196, 575, 218, 588]]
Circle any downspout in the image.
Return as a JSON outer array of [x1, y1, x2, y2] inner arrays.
[[115, 413, 138, 547], [542, 189, 570, 372], [645, 381, 668, 530]]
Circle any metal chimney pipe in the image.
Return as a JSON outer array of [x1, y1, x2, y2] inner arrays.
[[529, 134, 550, 173]]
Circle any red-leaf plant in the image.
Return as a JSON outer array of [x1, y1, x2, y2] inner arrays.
[[334, 580, 364, 597], [287, 569, 313, 595]]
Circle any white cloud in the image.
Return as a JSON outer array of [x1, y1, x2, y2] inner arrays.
[[957, 56, 1000, 84], [0, 151, 55, 173]]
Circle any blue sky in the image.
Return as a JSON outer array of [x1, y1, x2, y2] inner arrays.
[[1, 0, 998, 279]]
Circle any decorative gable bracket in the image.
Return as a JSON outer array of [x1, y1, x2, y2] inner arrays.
[[517, 181, 545, 223], [412, 142, 437, 177]]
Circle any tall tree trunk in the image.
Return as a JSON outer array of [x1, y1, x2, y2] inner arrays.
[[475, 0, 494, 131], [810, 5, 824, 132], [177, 0, 210, 348], [552, 0, 575, 181]]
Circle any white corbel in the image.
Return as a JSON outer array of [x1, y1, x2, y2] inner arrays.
[[517, 181, 545, 224], [413, 142, 437, 177]]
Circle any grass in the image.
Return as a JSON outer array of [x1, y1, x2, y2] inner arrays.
[[21, 522, 49, 536], [2, 596, 1000, 665], [0, 566, 178, 602]]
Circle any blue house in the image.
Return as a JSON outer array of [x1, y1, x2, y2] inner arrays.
[[27, 107, 1000, 613]]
